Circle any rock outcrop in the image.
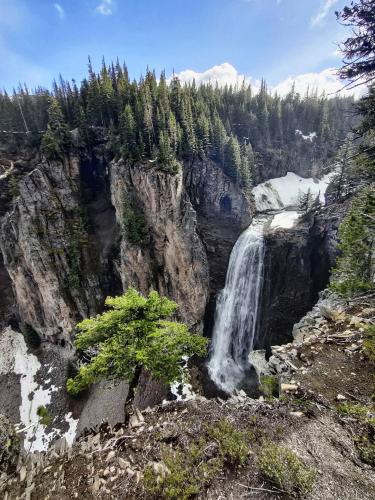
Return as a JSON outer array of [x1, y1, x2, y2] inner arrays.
[[0, 141, 251, 439], [255, 203, 348, 350]]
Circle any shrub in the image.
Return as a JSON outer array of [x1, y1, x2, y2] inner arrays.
[[207, 419, 249, 466], [354, 434, 375, 466], [258, 442, 315, 497], [37, 406, 53, 426], [144, 441, 222, 500], [260, 375, 279, 398]]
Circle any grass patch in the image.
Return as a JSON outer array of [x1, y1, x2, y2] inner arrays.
[[337, 402, 375, 425], [258, 442, 315, 497]]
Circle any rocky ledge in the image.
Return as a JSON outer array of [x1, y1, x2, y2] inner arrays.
[[1, 293, 374, 500]]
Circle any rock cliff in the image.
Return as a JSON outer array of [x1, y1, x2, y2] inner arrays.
[[0, 139, 251, 441], [256, 202, 349, 350]]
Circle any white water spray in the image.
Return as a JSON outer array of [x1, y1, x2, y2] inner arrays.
[[207, 217, 266, 394]]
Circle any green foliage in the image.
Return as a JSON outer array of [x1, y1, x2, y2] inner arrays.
[[336, 402, 375, 425], [330, 186, 375, 297], [143, 442, 222, 500], [260, 375, 279, 398], [224, 135, 241, 181], [36, 405, 53, 426], [67, 288, 208, 395], [354, 434, 375, 466], [364, 324, 375, 362], [123, 198, 148, 245], [1, 60, 353, 191], [258, 442, 315, 497], [207, 419, 249, 466], [298, 188, 321, 218], [143, 420, 249, 499], [327, 134, 357, 202], [41, 98, 71, 161]]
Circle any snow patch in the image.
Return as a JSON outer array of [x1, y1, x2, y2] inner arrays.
[[170, 356, 196, 402], [252, 171, 334, 212], [295, 130, 317, 142], [12, 332, 55, 452], [271, 211, 300, 229], [0, 327, 78, 452], [63, 413, 78, 446]]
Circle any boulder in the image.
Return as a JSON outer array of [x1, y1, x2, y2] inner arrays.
[[77, 380, 129, 436]]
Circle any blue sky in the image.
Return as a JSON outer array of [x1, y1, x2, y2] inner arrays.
[[0, 0, 354, 94]]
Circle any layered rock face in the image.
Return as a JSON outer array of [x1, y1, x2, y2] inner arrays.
[[110, 161, 209, 328], [0, 158, 102, 345], [255, 203, 348, 350], [0, 142, 250, 438]]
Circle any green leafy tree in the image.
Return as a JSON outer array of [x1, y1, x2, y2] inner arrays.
[[331, 186, 375, 296], [41, 98, 71, 161], [67, 288, 208, 396]]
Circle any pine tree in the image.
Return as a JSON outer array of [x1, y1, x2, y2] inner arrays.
[[239, 142, 253, 189], [329, 134, 357, 201], [41, 98, 71, 161], [119, 104, 136, 157], [298, 188, 315, 216], [224, 135, 242, 181], [331, 186, 375, 296]]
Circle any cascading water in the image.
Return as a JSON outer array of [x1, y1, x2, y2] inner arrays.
[[207, 217, 267, 394]]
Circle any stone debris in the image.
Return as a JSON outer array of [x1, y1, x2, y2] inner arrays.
[[129, 409, 145, 428], [336, 394, 347, 401], [280, 383, 298, 393]]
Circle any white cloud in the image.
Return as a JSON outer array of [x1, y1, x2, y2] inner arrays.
[[273, 68, 363, 98], [54, 3, 65, 20], [311, 0, 339, 27], [172, 63, 261, 90], [171, 63, 363, 99], [96, 0, 113, 15]]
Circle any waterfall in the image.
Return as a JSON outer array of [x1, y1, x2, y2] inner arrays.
[[207, 217, 266, 394]]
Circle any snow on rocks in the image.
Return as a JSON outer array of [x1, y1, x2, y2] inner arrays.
[[252, 171, 334, 212], [295, 130, 317, 142], [270, 210, 300, 229], [0, 327, 78, 452]]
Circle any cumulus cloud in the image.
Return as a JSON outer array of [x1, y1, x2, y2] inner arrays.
[[171, 63, 363, 99], [96, 0, 113, 15], [172, 63, 260, 90], [311, 0, 339, 27], [273, 68, 363, 98], [54, 3, 65, 20]]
